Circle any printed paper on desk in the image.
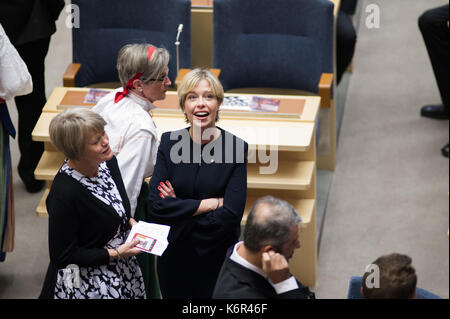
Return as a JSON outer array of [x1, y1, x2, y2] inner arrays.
[[125, 221, 170, 256], [250, 96, 280, 112], [83, 88, 108, 104]]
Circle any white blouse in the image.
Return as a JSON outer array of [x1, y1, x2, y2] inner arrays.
[[93, 88, 158, 217]]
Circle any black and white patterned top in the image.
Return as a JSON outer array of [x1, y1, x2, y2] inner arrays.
[[53, 161, 146, 299]]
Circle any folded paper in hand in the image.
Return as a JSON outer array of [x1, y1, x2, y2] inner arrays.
[[125, 221, 170, 256]]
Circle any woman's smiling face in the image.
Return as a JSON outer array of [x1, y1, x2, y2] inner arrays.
[[183, 79, 219, 131]]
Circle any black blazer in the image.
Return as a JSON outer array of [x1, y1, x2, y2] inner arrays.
[[213, 256, 315, 299], [39, 156, 130, 299], [147, 127, 248, 256]]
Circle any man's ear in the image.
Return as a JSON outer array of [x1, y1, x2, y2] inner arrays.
[[261, 245, 275, 254], [260, 245, 273, 253]]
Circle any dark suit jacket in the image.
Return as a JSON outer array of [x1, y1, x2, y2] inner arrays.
[[213, 256, 315, 299], [39, 156, 131, 299], [0, 0, 64, 45]]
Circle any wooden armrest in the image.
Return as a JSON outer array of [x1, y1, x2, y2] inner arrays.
[[318, 73, 333, 108], [330, 0, 340, 17], [63, 63, 81, 87]]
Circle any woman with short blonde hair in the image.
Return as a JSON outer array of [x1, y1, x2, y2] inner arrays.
[[40, 108, 146, 299], [49, 107, 106, 161]]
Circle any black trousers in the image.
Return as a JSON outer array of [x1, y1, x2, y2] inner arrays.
[[157, 241, 228, 299], [418, 4, 449, 110], [13, 37, 50, 181], [340, 0, 357, 15]]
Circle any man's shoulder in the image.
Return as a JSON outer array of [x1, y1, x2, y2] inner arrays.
[[213, 258, 271, 299]]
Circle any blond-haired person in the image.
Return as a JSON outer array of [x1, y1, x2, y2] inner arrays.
[[93, 43, 171, 217], [39, 108, 145, 299], [147, 68, 248, 299]]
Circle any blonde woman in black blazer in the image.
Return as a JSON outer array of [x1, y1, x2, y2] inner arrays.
[[147, 69, 248, 299]]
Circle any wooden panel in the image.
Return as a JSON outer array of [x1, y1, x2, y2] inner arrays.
[[34, 151, 65, 181], [247, 161, 314, 191], [191, 0, 213, 7], [242, 197, 315, 225], [36, 188, 50, 217], [153, 116, 315, 152], [32, 112, 56, 143], [191, 7, 213, 68]]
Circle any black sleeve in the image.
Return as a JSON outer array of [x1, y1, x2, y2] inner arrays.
[[147, 133, 201, 241], [43, 0, 65, 21], [47, 175, 109, 269], [191, 142, 248, 250]]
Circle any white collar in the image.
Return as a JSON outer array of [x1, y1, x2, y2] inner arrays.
[[230, 241, 267, 278], [127, 90, 156, 112]]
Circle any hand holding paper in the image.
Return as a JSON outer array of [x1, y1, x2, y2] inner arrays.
[[125, 221, 170, 256]]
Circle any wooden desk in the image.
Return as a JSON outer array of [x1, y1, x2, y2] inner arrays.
[[33, 86, 320, 286], [42, 87, 319, 121]]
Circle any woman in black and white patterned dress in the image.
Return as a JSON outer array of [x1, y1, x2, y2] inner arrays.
[[39, 108, 146, 299]]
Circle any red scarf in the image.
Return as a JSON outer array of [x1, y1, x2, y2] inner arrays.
[[114, 46, 156, 103]]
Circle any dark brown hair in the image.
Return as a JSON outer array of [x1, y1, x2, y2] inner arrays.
[[362, 253, 417, 299]]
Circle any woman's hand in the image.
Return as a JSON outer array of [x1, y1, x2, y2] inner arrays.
[[108, 238, 142, 261], [129, 218, 138, 228], [193, 197, 224, 216], [158, 180, 176, 198]]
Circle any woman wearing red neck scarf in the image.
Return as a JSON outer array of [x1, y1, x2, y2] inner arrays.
[[93, 43, 171, 219]]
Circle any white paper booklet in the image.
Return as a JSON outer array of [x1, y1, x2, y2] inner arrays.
[[125, 221, 170, 256]]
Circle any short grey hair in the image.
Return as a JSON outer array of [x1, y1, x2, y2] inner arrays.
[[243, 196, 301, 252], [49, 108, 106, 161], [116, 43, 170, 87]]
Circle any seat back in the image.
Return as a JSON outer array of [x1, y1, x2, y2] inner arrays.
[[213, 0, 334, 93], [347, 276, 442, 299], [347, 276, 365, 299], [72, 0, 191, 87]]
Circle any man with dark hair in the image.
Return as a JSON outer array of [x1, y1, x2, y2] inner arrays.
[[361, 253, 417, 299], [212, 196, 314, 299]]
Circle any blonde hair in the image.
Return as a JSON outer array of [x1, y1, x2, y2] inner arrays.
[[49, 108, 106, 161], [116, 43, 170, 87], [177, 68, 224, 123]]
